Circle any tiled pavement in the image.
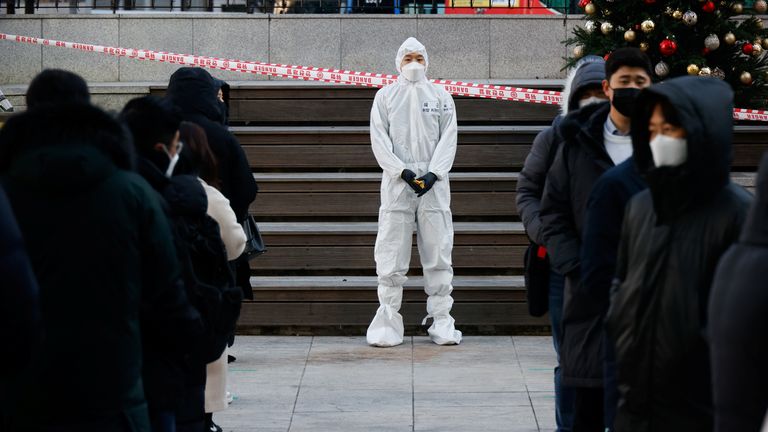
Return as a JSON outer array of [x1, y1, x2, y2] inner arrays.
[[217, 336, 557, 432]]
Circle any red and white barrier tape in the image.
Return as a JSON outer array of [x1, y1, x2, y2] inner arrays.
[[2, 32, 767, 122]]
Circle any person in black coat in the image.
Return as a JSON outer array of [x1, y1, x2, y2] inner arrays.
[[605, 76, 752, 432], [579, 157, 646, 431], [516, 55, 607, 432], [166, 68, 256, 222], [709, 152, 768, 432], [0, 184, 42, 430], [166, 67, 258, 301], [121, 95, 218, 432], [0, 101, 202, 432], [540, 48, 652, 430]]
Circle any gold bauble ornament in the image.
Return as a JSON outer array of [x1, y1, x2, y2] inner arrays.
[[639, 42, 650, 52], [573, 45, 585, 58], [724, 32, 736, 45], [687, 64, 701, 75], [756, 0, 768, 14], [740, 71, 753, 84], [757, 20, 764, 29], [673, 9, 683, 19], [732, 2, 743, 14], [763, 39, 768, 50], [753, 44, 764, 56], [601, 22, 614, 35], [699, 67, 712, 76], [641, 19, 656, 33], [624, 29, 637, 42], [585, 2, 596, 14]]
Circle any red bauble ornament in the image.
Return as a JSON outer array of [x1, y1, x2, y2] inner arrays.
[[702, 47, 711, 55], [743, 43, 754, 55], [578, 0, 589, 8], [702, 1, 715, 12], [660, 39, 678, 56]]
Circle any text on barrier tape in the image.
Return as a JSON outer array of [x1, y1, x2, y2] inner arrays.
[[2, 32, 767, 122]]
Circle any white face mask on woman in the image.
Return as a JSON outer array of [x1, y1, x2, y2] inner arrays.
[[401, 62, 426, 82], [163, 141, 183, 178], [649, 134, 687, 167]]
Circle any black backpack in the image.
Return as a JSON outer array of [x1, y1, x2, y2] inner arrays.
[[174, 211, 243, 363]]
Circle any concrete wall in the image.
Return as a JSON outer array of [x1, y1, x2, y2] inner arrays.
[[0, 14, 574, 85]]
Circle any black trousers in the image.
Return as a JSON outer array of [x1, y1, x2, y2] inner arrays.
[[573, 387, 605, 432]]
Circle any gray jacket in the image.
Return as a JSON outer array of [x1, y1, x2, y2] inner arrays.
[[516, 58, 605, 245]]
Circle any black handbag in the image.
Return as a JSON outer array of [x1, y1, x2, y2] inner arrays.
[[242, 215, 267, 260], [524, 241, 550, 317]]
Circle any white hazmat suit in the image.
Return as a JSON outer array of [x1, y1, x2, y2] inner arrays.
[[366, 37, 462, 347]]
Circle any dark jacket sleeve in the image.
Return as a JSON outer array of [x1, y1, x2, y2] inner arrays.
[[0, 186, 42, 373], [517, 126, 556, 245], [223, 133, 258, 222], [578, 176, 624, 312], [139, 184, 203, 353], [541, 143, 581, 276]]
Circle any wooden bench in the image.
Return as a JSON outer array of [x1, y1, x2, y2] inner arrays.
[[236, 125, 768, 172], [250, 222, 528, 276], [251, 172, 517, 221], [239, 275, 548, 332]]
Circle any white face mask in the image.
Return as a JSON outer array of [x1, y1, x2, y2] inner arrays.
[[401, 62, 426, 82], [163, 141, 183, 178], [578, 96, 606, 108], [649, 134, 687, 168]]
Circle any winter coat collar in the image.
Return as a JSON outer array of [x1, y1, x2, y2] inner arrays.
[[560, 101, 614, 170]]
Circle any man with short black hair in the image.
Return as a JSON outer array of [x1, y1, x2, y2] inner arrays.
[[25, 68, 90, 109], [540, 47, 652, 430]]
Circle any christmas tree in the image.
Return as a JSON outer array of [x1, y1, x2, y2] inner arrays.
[[565, 0, 768, 109]]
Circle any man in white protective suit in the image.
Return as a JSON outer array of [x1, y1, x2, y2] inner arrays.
[[366, 37, 462, 347]]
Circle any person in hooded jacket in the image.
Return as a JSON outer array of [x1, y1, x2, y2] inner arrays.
[[541, 47, 652, 430], [166, 68, 257, 303], [166, 68, 255, 222], [121, 96, 231, 432], [605, 76, 752, 432], [0, 100, 202, 432], [366, 37, 460, 347], [517, 55, 607, 432], [709, 151, 768, 432]]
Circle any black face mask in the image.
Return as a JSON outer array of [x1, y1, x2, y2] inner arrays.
[[610, 87, 641, 117]]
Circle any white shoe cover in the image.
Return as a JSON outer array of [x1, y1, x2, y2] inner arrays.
[[366, 305, 404, 347], [427, 316, 462, 345]]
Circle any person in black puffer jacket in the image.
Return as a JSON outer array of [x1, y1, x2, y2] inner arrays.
[[709, 151, 768, 432], [166, 68, 257, 302], [605, 76, 752, 432], [121, 96, 239, 432]]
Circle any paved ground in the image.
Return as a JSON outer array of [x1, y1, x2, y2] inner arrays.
[[216, 336, 557, 432]]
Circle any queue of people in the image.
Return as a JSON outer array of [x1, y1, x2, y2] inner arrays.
[[0, 67, 257, 432], [519, 48, 766, 432]]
